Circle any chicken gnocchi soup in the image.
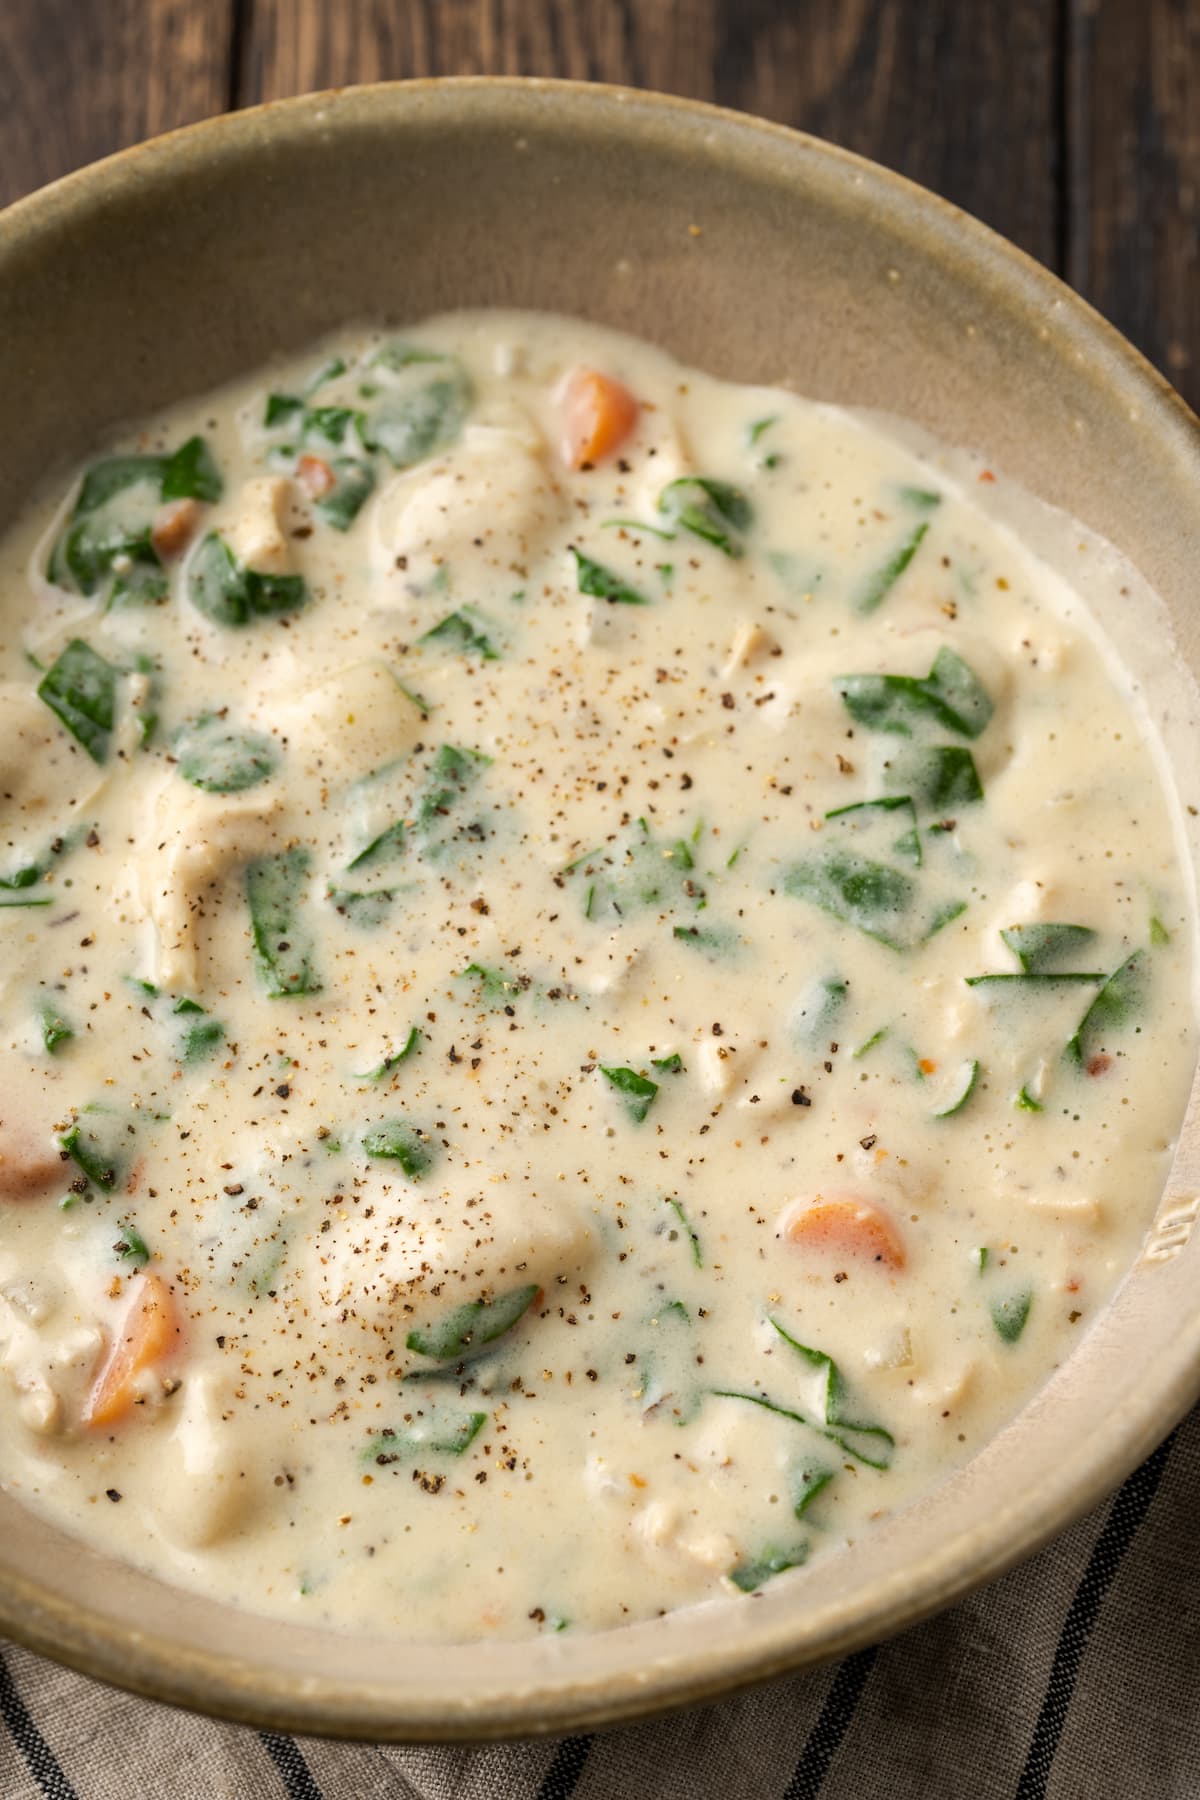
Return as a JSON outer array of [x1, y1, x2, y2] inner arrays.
[[0, 313, 1192, 1640]]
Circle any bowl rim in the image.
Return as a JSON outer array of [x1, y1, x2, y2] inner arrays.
[[1, 73, 1198, 1742]]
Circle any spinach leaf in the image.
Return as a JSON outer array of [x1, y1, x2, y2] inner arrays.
[[347, 819, 406, 873], [791, 1460, 836, 1518], [265, 393, 303, 427], [50, 438, 221, 602], [114, 1224, 150, 1269], [356, 1027, 422, 1083], [160, 436, 223, 503], [664, 1197, 702, 1267], [316, 456, 376, 531], [826, 796, 922, 867], [769, 1318, 895, 1468], [187, 533, 309, 628], [245, 848, 322, 997], [791, 974, 847, 1047], [361, 1119, 434, 1179], [784, 851, 920, 951], [413, 744, 492, 858], [420, 607, 501, 659], [672, 922, 741, 958], [991, 1287, 1033, 1344], [360, 358, 472, 469], [362, 1409, 487, 1463], [458, 963, 530, 1007], [40, 1002, 73, 1055], [171, 997, 225, 1065], [1001, 923, 1097, 974], [657, 477, 753, 557], [651, 1052, 684, 1074], [837, 647, 994, 739], [571, 549, 649, 606], [37, 640, 119, 762], [59, 1104, 131, 1191], [406, 1283, 540, 1361], [729, 1544, 809, 1593], [854, 503, 939, 614], [600, 1065, 659, 1124], [174, 713, 277, 793], [881, 743, 983, 809], [326, 886, 401, 929], [569, 819, 705, 923], [1066, 951, 1149, 1067]]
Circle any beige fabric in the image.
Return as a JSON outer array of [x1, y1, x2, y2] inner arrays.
[[1, 1406, 1196, 1799]]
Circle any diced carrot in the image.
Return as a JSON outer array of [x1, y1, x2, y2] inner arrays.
[[83, 1272, 180, 1429], [560, 369, 638, 469], [151, 497, 201, 560], [0, 1134, 63, 1201], [296, 453, 336, 499], [780, 1196, 907, 1270]]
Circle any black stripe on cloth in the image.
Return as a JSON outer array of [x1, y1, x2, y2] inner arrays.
[[0, 1652, 79, 1800], [259, 1730, 324, 1800], [1014, 1431, 1175, 1800], [536, 1733, 593, 1799], [782, 1645, 879, 1800]]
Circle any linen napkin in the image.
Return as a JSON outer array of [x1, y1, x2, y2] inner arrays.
[[1, 1403, 1196, 1799]]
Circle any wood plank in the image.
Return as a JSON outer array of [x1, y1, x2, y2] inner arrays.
[[1067, 0, 1200, 412], [237, 0, 1061, 267], [0, 0, 234, 208]]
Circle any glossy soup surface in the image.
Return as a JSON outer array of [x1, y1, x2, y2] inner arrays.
[[0, 313, 1192, 1641]]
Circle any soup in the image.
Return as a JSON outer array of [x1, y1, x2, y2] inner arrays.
[[0, 313, 1191, 1641]]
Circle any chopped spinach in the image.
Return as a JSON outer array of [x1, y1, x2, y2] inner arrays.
[[114, 1224, 150, 1269], [316, 457, 376, 531], [1001, 923, 1097, 975], [657, 477, 753, 557], [174, 713, 277, 793], [571, 549, 649, 606], [664, 1196, 702, 1267], [837, 647, 994, 739], [854, 501, 940, 614], [991, 1288, 1033, 1344], [362, 1118, 434, 1179], [187, 533, 309, 628], [59, 1105, 130, 1191], [406, 1283, 540, 1361], [600, 1065, 659, 1124], [881, 744, 983, 809], [37, 640, 120, 763], [48, 436, 221, 603], [1066, 951, 1148, 1068], [729, 1544, 809, 1593], [360, 354, 472, 469], [420, 607, 501, 659], [362, 1410, 487, 1463], [357, 1027, 422, 1083], [245, 848, 322, 997], [39, 1002, 74, 1055]]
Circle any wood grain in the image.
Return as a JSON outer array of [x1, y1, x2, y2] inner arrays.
[[0, 0, 233, 209], [237, 0, 1061, 266], [1067, 0, 1200, 411]]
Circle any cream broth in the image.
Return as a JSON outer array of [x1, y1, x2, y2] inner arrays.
[[0, 312, 1192, 1642]]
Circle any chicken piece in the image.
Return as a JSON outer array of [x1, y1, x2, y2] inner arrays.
[[134, 775, 282, 990], [157, 1373, 260, 1549], [273, 661, 426, 787], [373, 415, 568, 591], [224, 476, 300, 576]]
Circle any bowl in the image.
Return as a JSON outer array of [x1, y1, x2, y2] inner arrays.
[[1, 77, 1198, 1740]]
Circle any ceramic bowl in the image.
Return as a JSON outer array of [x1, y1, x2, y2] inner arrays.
[[1, 78, 1198, 1739]]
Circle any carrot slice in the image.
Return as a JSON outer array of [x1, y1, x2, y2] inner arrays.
[[151, 497, 201, 560], [780, 1196, 907, 1270], [561, 369, 638, 469], [84, 1273, 180, 1429], [296, 453, 336, 499]]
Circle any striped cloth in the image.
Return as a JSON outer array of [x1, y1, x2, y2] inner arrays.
[[1, 1405, 1196, 1800]]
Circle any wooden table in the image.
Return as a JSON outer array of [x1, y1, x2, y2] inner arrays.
[[1, 1, 1196, 409]]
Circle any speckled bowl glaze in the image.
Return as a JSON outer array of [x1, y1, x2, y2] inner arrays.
[[0, 79, 1198, 1741]]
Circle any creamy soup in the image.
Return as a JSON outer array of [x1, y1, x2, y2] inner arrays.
[[0, 313, 1192, 1642]]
